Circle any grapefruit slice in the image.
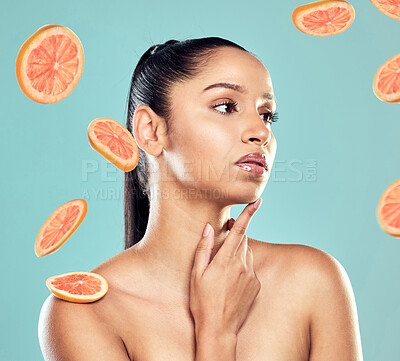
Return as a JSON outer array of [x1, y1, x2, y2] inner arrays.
[[15, 24, 84, 104], [373, 53, 400, 103], [35, 199, 87, 257], [370, 0, 400, 21], [46, 272, 108, 303], [292, 0, 355, 37], [87, 117, 139, 172], [377, 178, 400, 238]]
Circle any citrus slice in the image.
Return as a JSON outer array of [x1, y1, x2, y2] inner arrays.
[[35, 199, 87, 257], [370, 0, 400, 21], [87, 117, 140, 172], [46, 272, 108, 303], [373, 53, 400, 103], [292, 0, 355, 37], [15, 24, 84, 104], [377, 178, 400, 238]]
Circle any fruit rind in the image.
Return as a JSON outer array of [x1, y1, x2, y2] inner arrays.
[[372, 53, 400, 103], [376, 178, 400, 238], [35, 199, 87, 257], [370, 0, 400, 21], [87, 117, 139, 172], [15, 24, 84, 104], [292, 0, 355, 37], [46, 272, 109, 303]]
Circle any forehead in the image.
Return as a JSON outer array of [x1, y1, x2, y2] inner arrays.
[[172, 47, 275, 103], [202, 46, 270, 77]]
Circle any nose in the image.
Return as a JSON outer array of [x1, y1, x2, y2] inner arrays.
[[242, 111, 272, 147]]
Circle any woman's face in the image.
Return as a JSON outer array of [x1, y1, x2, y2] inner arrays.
[[162, 46, 277, 204]]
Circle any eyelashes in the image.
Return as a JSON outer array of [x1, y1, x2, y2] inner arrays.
[[212, 100, 279, 124]]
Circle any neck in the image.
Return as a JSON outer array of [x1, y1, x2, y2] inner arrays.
[[130, 191, 232, 302]]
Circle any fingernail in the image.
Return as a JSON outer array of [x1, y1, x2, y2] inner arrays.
[[203, 223, 211, 237], [253, 198, 262, 210]]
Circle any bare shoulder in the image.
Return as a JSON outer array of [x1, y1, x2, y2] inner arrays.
[[248, 237, 350, 284], [247, 238, 357, 307], [38, 293, 130, 360], [37, 250, 136, 360], [88, 246, 141, 295], [249, 238, 363, 359]]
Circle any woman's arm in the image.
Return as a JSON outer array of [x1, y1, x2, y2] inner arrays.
[[194, 328, 238, 361], [38, 295, 131, 361], [306, 248, 363, 361], [190, 201, 263, 361]]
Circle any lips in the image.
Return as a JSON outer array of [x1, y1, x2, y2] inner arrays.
[[235, 152, 268, 171]]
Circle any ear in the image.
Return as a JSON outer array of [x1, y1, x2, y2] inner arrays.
[[132, 104, 168, 156]]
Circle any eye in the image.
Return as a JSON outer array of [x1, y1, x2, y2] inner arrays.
[[213, 100, 279, 125], [261, 111, 279, 124], [212, 100, 239, 115]]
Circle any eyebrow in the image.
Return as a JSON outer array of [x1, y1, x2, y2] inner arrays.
[[202, 82, 277, 105]]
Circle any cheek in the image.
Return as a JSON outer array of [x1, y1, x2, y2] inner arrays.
[[174, 116, 230, 156], [176, 129, 236, 182], [269, 135, 277, 157], [198, 127, 238, 183]]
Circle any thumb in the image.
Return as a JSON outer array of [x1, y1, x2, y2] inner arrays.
[[192, 223, 214, 278]]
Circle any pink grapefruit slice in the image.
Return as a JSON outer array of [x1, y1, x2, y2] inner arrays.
[[15, 24, 84, 104], [292, 0, 355, 37], [35, 199, 87, 257], [373, 53, 400, 103], [87, 117, 139, 172], [46, 272, 108, 303], [370, 0, 400, 21], [377, 178, 400, 238]]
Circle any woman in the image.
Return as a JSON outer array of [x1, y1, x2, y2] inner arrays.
[[38, 37, 363, 360]]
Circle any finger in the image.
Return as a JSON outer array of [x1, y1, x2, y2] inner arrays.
[[246, 245, 254, 270], [217, 198, 262, 259], [191, 223, 214, 279], [236, 234, 248, 264], [227, 218, 235, 231]]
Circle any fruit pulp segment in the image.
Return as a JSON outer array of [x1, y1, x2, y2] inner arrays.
[[40, 205, 80, 249], [381, 185, 400, 228], [94, 121, 135, 160], [377, 56, 400, 95], [51, 274, 102, 295], [26, 34, 79, 96], [373, 0, 400, 18], [302, 6, 352, 34]]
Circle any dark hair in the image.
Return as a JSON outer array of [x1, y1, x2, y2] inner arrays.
[[124, 37, 249, 250]]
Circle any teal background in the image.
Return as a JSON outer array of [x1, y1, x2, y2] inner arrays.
[[1, 0, 399, 359]]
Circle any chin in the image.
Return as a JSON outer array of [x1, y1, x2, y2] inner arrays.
[[214, 186, 265, 206]]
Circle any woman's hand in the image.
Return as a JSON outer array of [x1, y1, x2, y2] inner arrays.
[[189, 198, 262, 339]]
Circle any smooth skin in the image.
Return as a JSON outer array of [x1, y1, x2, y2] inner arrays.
[[38, 46, 363, 361], [191, 200, 263, 361]]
